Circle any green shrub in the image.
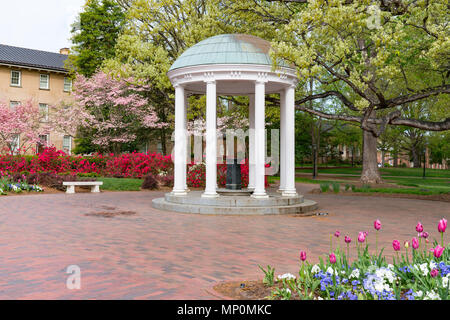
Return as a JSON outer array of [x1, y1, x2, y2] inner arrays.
[[345, 183, 351, 191], [258, 265, 275, 286], [351, 184, 357, 192], [320, 183, 330, 192], [331, 182, 340, 193]]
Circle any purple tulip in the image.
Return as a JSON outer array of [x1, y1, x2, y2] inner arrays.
[[421, 232, 429, 239], [438, 218, 447, 233], [430, 268, 439, 278], [412, 237, 419, 250], [433, 245, 444, 258], [374, 219, 381, 231], [416, 222, 424, 233], [300, 251, 307, 262], [344, 236, 352, 244], [392, 240, 401, 251], [329, 253, 336, 264], [358, 232, 366, 243]]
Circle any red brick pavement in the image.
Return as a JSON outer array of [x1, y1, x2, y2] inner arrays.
[[0, 183, 448, 299]]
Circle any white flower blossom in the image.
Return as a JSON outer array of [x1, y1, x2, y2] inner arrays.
[[326, 267, 335, 275], [311, 264, 321, 274], [424, 290, 441, 300], [442, 276, 449, 288], [277, 273, 296, 281], [350, 269, 360, 279]]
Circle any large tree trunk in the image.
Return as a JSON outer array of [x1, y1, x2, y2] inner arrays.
[[411, 146, 421, 168], [361, 129, 382, 184]]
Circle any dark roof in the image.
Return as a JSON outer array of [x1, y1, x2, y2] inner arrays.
[[0, 44, 68, 72]]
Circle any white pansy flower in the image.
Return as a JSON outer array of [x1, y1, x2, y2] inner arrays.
[[311, 264, 321, 274], [424, 291, 441, 300], [350, 269, 360, 279], [429, 261, 437, 270], [326, 267, 335, 275], [277, 273, 296, 281], [419, 263, 429, 276], [442, 276, 449, 288]]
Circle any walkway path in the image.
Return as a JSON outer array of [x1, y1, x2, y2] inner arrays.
[[0, 183, 448, 299]]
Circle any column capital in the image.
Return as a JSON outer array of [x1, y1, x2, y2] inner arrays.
[[255, 72, 268, 84], [173, 81, 185, 89], [203, 72, 215, 84]]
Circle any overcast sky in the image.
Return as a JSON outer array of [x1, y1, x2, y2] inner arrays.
[[0, 0, 86, 53]]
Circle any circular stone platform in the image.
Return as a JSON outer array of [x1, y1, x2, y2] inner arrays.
[[151, 191, 318, 215]]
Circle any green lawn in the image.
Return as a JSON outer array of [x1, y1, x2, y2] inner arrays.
[[296, 166, 450, 178], [97, 177, 143, 191], [269, 167, 450, 195]]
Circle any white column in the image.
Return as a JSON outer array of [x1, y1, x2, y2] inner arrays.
[[251, 80, 268, 199], [172, 84, 187, 196], [184, 91, 190, 192], [278, 90, 286, 193], [282, 84, 298, 197], [248, 94, 255, 191], [202, 79, 219, 198]]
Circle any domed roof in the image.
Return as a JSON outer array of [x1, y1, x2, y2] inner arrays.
[[169, 34, 291, 71]]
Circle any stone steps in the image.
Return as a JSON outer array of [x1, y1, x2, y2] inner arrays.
[[152, 197, 318, 215], [165, 191, 304, 207]]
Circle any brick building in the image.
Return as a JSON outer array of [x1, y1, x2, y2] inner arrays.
[[0, 44, 73, 154]]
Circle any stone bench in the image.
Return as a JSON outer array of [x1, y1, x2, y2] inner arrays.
[[63, 181, 103, 194]]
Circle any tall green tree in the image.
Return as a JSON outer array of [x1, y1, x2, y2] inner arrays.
[[224, 0, 449, 183], [70, 0, 126, 76]]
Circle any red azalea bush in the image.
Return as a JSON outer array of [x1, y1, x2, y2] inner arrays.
[[1, 147, 270, 189]]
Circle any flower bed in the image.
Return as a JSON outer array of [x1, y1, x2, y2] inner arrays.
[[0, 173, 43, 195], [0, 148, 273, 190], [256, 219, 449, 300]]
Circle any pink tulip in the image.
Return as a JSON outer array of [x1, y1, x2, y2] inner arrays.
[[438, 218, 447, 233], [374, 219, 381, 231], [392, 240, 401, 251], [329, 253, 336, 264], [358, 232, 366, 243], [433, 245, 444, 258], [334, 230, 340, 238], [300, 251, 307, 262], [421, 232, 429, 239], [416, 222, 424, 233], [344, 236, 352, 244], [412, 237, 419, 250], [430, 268, 439, 278]]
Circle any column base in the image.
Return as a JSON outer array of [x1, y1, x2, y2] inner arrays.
[[202, 192, 219, 198], [171, 189, 188, 196], [282, 189, 298, 197], [277, 188, 285, 193], [251, 192, 269, 199], [247, 185, 255, 191]]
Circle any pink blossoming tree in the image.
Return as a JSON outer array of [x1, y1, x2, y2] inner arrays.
[[70, 71, 165, 153], [0, 101, 46, 155]]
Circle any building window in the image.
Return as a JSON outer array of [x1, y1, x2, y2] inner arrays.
[[10, 101, 20, 110], [39, 103, 49, 122], [40, 74, 50, 89], [11, 70, 21, 86], [36, 134, 49, 154], [64, 77, 72, 92], [63, 135, 72, 155], [11, 134, 20, 155]]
